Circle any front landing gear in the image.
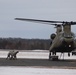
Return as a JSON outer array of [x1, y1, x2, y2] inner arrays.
[[49, 52, 58, 61]]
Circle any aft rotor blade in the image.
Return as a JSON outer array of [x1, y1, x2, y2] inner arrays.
[[15, 18, 63, 24]]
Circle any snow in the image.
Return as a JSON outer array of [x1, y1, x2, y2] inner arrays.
[[0, 50, 76, 59], [0, 67, 76, 75], [0, 50, 76, 75]]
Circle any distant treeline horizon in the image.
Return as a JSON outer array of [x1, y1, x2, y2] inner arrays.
[[0, 38, 51, 50]]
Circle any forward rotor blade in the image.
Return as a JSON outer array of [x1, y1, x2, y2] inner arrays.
[[15, 18, 76, 25], [15, 18, 63, 24]]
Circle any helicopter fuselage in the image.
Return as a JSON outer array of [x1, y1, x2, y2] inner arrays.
[[50, 32, 75, 53]]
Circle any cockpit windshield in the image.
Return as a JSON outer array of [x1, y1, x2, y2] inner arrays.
[[62, 32, 75, 38]]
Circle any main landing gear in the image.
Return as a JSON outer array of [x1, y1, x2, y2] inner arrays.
[[49, 52, 71, 60], [49, 51, 58, 61]]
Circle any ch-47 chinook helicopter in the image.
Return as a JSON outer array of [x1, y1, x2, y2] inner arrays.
[[15, 18, 76, 60]]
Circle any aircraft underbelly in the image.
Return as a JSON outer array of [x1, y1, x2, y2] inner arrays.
[[53, 41, 75, 52]]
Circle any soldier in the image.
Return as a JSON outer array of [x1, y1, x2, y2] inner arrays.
[[6, 50, 19, 60]]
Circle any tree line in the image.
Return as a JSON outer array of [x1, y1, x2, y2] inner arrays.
[[0, 38, 51, 50]]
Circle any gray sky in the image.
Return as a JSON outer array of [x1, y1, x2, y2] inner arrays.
[[0, 0, 76, 39]]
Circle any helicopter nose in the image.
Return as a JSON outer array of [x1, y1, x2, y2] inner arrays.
[[62, 40, 73, 49]]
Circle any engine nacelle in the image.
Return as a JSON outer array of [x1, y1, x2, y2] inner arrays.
[[50, 33, 56, 40]]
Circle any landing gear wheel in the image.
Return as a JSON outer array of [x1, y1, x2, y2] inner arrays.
[[49, 52, 51, 60], [68, 53, 70, 57]]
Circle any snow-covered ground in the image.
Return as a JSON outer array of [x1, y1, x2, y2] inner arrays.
[[0, 67, 76, 75], [0, 50, 76, 75], [0, 50, 76, 59]]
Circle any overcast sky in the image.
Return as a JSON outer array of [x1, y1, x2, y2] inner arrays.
[[0, 0, 76, 39]]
